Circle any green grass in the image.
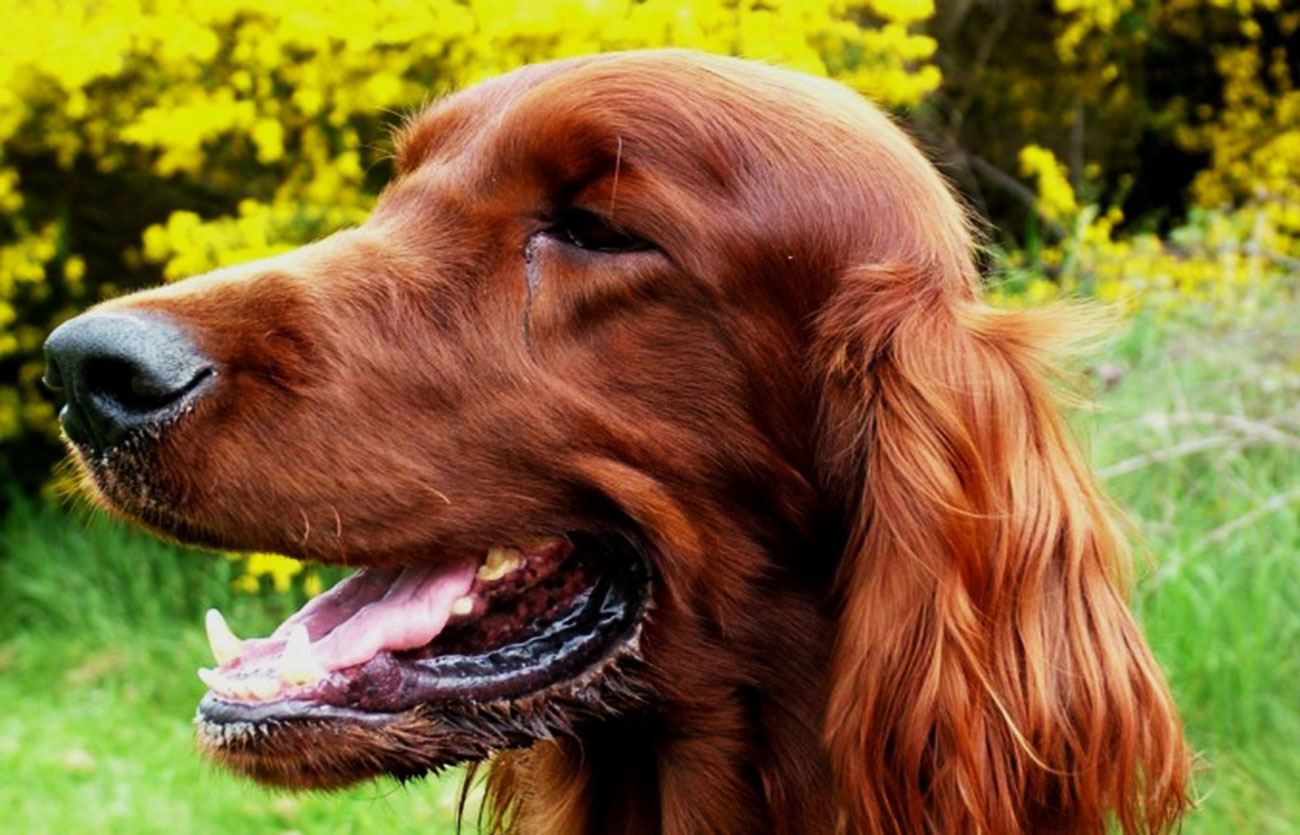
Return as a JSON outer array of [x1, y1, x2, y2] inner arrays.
[[1087, 301, 1300, 833], [0, 635, 466, 834], [0, 502, 469, 835], [1, 300, 1296, 833]]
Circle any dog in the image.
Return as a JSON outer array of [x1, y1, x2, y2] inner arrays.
[[45, 50, 1189, 833]]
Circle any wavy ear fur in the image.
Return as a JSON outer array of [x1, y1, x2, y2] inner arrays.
[[815, 265, 1191, 834]]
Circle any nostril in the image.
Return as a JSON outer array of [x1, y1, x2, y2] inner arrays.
[[43, 311, 214, 452], [82, 355, 213, 414]]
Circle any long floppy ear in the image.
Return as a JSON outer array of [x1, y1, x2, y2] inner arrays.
[[815, 264, 1191, 834]]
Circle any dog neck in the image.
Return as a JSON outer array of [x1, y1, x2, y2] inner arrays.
[[484, 580, 836, 835]]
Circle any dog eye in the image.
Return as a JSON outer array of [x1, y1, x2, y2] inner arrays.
[[547, 208, 649, 253]]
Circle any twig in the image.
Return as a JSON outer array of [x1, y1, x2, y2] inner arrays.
[[1101, 408, 1300, 478], [964, 153, 1068, 238], [1116, 411, 1300, 450], [1190, 412, 1300, 449], [1196, 485, 1300, 547], [1099, 434, 1241, 479]]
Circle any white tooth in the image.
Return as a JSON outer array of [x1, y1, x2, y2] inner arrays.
[[451, 595, 475, 616], [204, 608, 244, 667], [477, 546, 521, 582], [197, 667, 224, 692], [279, 624, 326, 686], [481, 546, 508, 575], [247, 677, 281, 701]]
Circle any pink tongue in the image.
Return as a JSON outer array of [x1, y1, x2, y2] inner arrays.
[[270, 560, 477, 672]]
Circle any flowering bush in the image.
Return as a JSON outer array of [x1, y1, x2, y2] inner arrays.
[[1000, 141, 1296, 323], [1054, 0, 1300, 223], [980, 2, 1299, 318], [0, 0, 939, 463]]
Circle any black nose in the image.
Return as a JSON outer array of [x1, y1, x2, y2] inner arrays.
[[43, 311, 214, 453]]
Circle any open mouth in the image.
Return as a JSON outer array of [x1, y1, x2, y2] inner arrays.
[[194, 532, 651, 785]]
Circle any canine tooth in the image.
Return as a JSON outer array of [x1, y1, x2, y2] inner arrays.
[[197, 667, 223, 692], [451, 595, 475, 616], [204, 608, 244, 667], [477, 546, 521, 582], [279, 624, 326, 686]]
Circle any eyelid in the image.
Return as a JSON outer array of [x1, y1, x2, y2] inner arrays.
[[545, 207, 651, 253]]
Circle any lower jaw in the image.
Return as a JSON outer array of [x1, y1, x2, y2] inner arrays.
[[194, 533, 652, 785], [194, 624, 650, 790]]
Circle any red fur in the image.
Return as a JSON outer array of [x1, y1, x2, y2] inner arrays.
[[81, 51, 1189, 833]]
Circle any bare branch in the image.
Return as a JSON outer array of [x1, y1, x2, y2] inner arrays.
[[1197, 486, 1300, 548], [1113, 411, 1300, 450], [1100, 434, 1241, 479], [964, 153, 1068, 238]]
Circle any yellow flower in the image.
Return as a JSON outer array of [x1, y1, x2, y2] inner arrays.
[[231, 552, 304, 595], [63, 256, 86, 282], [1019, 145, 1079, 223], [231, 573, 261, 595], [247, 552, 303, 594]]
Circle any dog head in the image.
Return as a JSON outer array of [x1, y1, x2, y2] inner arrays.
[[46, 51, 1188, 832]]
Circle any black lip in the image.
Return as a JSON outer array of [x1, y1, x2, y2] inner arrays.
[[198, 532, 651, 727], [197, 695, 398, 726], [334, 568, 645, 712]]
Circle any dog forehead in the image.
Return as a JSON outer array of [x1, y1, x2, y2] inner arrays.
[[388, 63, 796, 236], [393, 52, 842, 182], [379, 51, 970, 294], [393, 56, 606, 173]]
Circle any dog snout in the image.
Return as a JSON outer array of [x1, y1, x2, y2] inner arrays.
[[43, 311, 214, 453]]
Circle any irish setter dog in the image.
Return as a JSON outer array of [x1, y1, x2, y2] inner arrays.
[[45, 51, 1190, 833]]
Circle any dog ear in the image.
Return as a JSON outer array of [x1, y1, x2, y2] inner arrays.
[[813, 264, 1191, 833]]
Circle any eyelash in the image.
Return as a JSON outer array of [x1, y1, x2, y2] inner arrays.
[[546, 208, 650, 253]]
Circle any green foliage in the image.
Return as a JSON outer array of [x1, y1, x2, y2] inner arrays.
[[0, 639, 467, 835], [923, 0, 1299, 251], [0, 495, 263, 639]]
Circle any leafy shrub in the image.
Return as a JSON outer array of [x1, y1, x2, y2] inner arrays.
[[0, 0, 940, 486]]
